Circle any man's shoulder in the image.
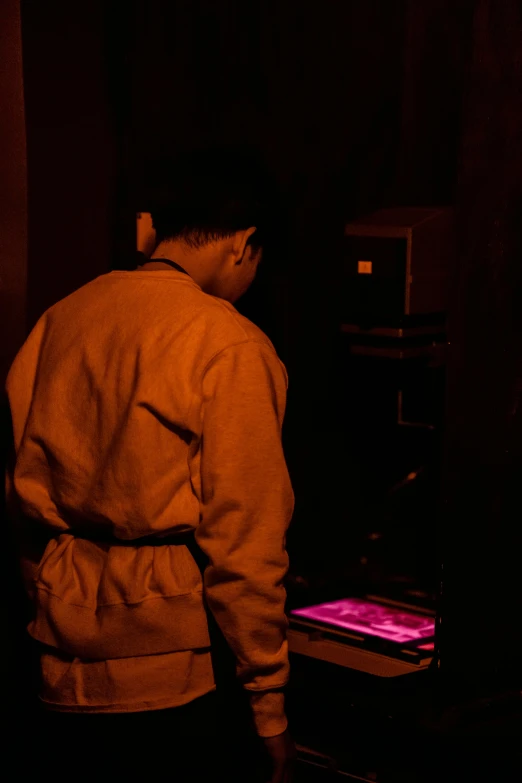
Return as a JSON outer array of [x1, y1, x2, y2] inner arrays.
[[204, 295, 277, 356]]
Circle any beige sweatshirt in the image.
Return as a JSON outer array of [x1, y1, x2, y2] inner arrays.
[[5, 267, 294, 737]]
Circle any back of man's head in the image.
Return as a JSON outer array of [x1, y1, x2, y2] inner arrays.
[[146, 144, 284, 261]]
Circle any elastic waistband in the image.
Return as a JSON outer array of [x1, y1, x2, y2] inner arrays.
[[73, 530, 196, 547], [20, 516, 197, 549], [73, 527, 208, 573]]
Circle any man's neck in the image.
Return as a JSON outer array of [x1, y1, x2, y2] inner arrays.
[[150, 239, 187, 266], [148, 240, 223, 290]]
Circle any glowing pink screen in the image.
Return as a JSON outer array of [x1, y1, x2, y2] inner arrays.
[[291, 598, 435, 644]]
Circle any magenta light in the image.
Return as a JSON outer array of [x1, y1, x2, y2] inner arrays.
[[291, 598, 435, 644]]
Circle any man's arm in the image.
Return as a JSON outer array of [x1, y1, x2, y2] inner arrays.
[[195, 339, 294, 738]]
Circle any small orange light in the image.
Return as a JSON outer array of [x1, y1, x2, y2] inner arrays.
[[358, 260, 373, 274]]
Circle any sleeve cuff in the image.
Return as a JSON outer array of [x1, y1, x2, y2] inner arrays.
[[247, 689, 288, 738]]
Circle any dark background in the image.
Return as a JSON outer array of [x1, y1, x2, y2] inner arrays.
[[3, 0, 522, 717], [19, 0, 472, 570]]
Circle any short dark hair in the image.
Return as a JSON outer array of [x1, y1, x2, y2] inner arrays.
[[146, 144, 283, 258]]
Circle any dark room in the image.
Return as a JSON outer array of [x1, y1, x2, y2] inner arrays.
[[1, 1, 521, 781]]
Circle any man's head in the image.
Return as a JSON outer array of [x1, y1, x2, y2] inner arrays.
[[147, 145, 282, 304]]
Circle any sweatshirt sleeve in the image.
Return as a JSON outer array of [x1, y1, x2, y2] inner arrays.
[[194, 339, 294, 737]]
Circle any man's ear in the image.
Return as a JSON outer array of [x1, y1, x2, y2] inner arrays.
[[137, 212, 156, 257], [233, 226, 257, 264]]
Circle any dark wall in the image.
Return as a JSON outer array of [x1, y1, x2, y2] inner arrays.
[[1, 0, 31, 717], [21, 0, 119, 330], [442, 0, 522, 685], [0, 0, 27, 386]]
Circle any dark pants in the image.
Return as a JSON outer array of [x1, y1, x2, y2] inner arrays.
[[30, 690, 269, 783]]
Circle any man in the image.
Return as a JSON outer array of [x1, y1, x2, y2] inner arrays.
[[5, 146, 296, 782]]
